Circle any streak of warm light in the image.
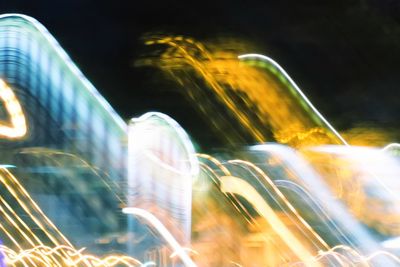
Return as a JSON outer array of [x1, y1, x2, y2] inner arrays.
[[0, 79, 27, 139], [0, 245, 142, 267]]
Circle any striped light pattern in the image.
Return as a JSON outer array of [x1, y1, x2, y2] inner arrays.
[[128, 112, 198, 248], [0, 14, 127, 180]]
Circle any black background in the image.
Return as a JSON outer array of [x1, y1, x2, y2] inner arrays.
[[2, 0, 400, 146]]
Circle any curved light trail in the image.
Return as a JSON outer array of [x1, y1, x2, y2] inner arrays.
[[122, 207, 197, 267], [0, 79, 27, 139], [220, 175, 321, 266], [238, 53, 348, 146]]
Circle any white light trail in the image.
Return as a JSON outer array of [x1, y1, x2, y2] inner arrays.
[[122, 207, 197, 267]]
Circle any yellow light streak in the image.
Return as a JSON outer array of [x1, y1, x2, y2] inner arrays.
[[195, 153, 332, 265], [228, 159, 329, 250], [220, 175, 321, 266], [196, 155, 257, 226], [143, 36, 343, 147], [198, 153, 329, 251], [0, 79, 27, 139], [0, 245, 142, 267], [144, 36, 266, 143], [0, 168, 72, 247], [0, 167, 93, 266]]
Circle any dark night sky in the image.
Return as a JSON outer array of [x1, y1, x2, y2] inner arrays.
[[1, 0, 400, 145]]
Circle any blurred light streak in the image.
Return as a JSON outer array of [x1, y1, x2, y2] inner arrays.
[[382, 236, 400, 249], [340, 127, 393, 147], [289, 245, 400, 266], [238, 53, 347, 146], [0, 165, 15, 168], [227, 159, 329, 250], [0, 79, 27, 139], [196, 153, 332, 265], [143, 36, 266, 143], [305, 145, 400, 236], [169, 247, 199, 258], [0, 14, 126, 131], [250, 144, 389, 253], [0, 13, 128, 188], [0, 166, 104, 266], [196, 155, 257, 226], [143, 36, 400, 246], [128, 112, 198, 246], [220, 175, 321, 266], [0, 241, 5, 267], [273, 179, 353, 246], [198, 162, 257, 226], [0, 244, 142, 266], [18, 147, 124, 203], [0, 194, 62, 266], [382, 142, 400, 152], [197, 148, 400, 265], [0, 167, 73, 247], [196, 153, 231, 176], [1, 15, 399, 266], [142, 36, 350, 148], [122, 207, 197, 267]]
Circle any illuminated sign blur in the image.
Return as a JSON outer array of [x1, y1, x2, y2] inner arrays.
[[128, 112, 198, 247], [0, 79, 26, 139]]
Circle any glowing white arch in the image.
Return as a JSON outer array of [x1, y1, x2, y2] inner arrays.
[[382, 143, 400, 152], [129, 111, 199, 176]]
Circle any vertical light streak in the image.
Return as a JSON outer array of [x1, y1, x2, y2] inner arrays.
[[128, 112, 198, 245]]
